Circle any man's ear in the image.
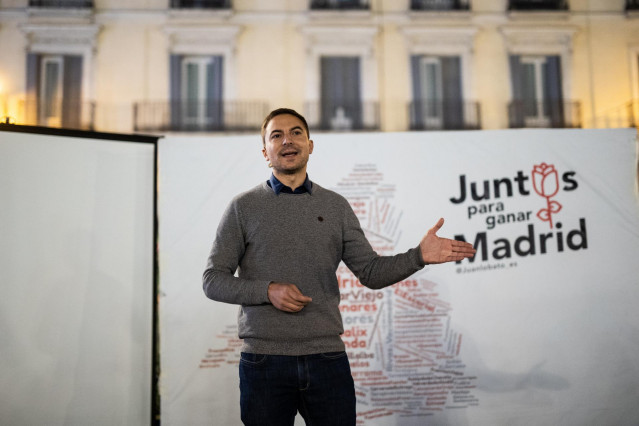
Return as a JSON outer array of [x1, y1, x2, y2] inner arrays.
[[262, 147, 272, 167], [309, 139, 314, 154]]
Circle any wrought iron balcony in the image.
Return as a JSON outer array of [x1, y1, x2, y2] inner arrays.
[[410, 0, 470, 11], [133, 100, 269, 132], [589, 99, 639, 128], [508, 0, 568, 11], [508, 100, 581, 128], [310, 0, 369, 10], [304, 102, 379, 131], [170, 0, 230, 8], [20, 98, 95, 130], [409, 100, 481, 130], [28, 0, 92, 7]]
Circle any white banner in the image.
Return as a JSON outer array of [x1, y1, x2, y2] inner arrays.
[[0, 130, 155, 426], [158, 128, 639, 425]]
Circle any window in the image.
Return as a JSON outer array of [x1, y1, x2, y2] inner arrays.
[[410, 0, 469, 11], [170, 0, 230, 9], [509, 55, 564, 127], [28, 0, 93, 7], [40, 56, 63, 127], [508, 0, 568, 11], [410, 55, 468, 130], [170, 55, 223, 131], [310, 0, 369, 10], [302, 26, 379, 131], [320, 56, 362, 131], [26, 54, 84, 129]]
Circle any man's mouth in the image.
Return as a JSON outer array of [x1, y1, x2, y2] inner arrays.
[[281, 150, 298, 158]]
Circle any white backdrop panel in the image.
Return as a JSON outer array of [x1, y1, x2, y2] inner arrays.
[[158, 129, 639, 426], [0, 131, 155, 425]]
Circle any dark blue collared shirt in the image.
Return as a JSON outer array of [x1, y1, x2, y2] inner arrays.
[[267, 173, 313, 195]]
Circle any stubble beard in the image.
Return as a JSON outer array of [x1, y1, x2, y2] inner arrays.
[[274, 156, 308, 176]]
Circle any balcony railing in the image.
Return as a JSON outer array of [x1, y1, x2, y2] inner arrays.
[[588, 99, 639, 128], [305, 102, 379, 131], [170, 0, 230, 8], [133, 100, 269, 132], [508, 0, 568, 11], [411, 0, 470, 11], [29, 0, 92, 7], [19, 99, 95, 130], [310, 0, 369, 10], [508, 100, 581, 128], [627, 0, 639, 11], [409, 100, 481, 130]]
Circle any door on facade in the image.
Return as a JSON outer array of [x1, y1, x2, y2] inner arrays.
[[510, 55, 564, 127], [27, 54, 83, 128], [320, 56, 362, 130], [171, 55, 223, 130], [411, 55, 464, 130]]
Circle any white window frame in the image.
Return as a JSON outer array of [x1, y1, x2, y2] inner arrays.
[[520, 55, 550, 127], [418, 56, 444, 129], [180, 56, 215, 126], [39, 55, 64, 127]]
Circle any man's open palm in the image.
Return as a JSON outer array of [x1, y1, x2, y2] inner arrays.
[[420, 218, 476, 264]]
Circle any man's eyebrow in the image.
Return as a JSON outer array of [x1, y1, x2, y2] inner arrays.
[[269, 126, 304, 135]]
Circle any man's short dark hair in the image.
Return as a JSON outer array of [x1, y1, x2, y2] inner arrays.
[[261, 108, 310, 146]]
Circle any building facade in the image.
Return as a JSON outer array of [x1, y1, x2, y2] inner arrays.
[[0, 0, 638, 134]]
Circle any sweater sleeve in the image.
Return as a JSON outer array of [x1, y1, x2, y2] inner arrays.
[[340, 198, 426, 290], [202, 198, 272, 305]]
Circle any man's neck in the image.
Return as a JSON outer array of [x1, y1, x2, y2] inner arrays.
[[273, 170, 306, 191]]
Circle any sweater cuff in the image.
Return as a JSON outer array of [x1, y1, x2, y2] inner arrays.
[[258, 281, 273, 304], [413, 245, 427, 267]]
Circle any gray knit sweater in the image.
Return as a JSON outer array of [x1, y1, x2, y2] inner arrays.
[[203, 180, 425, 356]]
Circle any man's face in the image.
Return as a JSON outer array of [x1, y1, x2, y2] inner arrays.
[[262, 114, 314, 176]]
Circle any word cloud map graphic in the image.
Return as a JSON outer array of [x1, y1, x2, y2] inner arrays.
[[333, 164, 478, 423]]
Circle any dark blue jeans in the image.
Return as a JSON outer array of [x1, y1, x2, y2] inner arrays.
[[239, 351, 356, 426]]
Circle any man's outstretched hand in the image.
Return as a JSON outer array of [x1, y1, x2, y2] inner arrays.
[[268, 282, 312, 312], [420, 218, 476, 264]]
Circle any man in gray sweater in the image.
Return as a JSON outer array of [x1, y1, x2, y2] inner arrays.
[[203, 108, 476, 426]]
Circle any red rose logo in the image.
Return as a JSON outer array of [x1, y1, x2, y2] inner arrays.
[[532, 163, 562, 228]]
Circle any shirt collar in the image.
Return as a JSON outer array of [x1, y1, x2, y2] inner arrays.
[[267, 173, 313, 195]]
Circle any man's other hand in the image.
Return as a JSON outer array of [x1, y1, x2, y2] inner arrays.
[[420, 218, 476, 264], [267, 282, 312, 312]]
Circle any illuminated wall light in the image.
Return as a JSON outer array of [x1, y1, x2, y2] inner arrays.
[[0, 78, 19, 125], [0, 79, 5, 116]]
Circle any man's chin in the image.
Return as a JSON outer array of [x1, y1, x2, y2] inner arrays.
[[274, 165, 306, 175]]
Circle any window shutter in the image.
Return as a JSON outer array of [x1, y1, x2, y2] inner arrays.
[[410, 55, 423, 129], [509, 55, 525, 127], [206, 56, 224, 129], [62, 55, 83, 129], [170, 54, 183, 128], [320, 56, 361, 129], [26, 53, 41, 124], [543, 55, 564, 127], [442, 56, 463, 129]]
